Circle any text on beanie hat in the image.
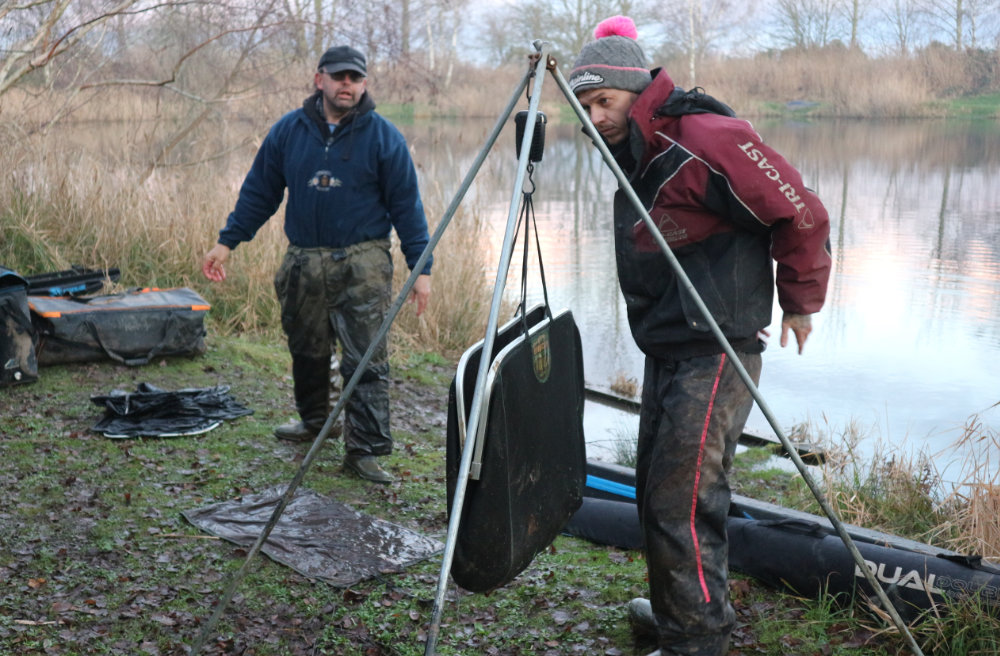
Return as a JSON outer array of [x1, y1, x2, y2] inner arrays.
[[569, 16, 651, 95]]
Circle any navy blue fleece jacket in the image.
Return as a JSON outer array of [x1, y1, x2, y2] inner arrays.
[[218, 91, 432, 274]]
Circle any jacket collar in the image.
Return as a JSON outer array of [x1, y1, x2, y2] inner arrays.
[[628, 68, 676, 141], [302, 89, 376, 132]]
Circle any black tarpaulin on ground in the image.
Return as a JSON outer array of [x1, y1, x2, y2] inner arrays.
[[182, 487, 444, 587], [90, 382, 253, 438]]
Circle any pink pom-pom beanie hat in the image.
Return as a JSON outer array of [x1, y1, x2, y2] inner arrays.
[[569, 16, 651, 95]]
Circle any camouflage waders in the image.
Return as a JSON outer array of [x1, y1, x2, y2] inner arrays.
[[635, 351, 762, 656], [274, 240, 393, 456]]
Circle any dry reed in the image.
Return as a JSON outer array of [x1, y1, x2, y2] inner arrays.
[[803, 420, 946, 541], [789, 412, 1000, 564], [939, 408, 1000, 561], [3, 46, 994, 133], [678, 49, 936, 117], [609, 371, 639, 398], [390, 199, 515, 359], [0, 115, 502, 357]]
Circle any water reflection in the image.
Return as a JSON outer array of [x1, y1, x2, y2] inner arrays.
[[52, 112, 999, 479], [403, 117, 1000, 482]]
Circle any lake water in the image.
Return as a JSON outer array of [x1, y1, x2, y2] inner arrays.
[[401, 116, 1000, 484]]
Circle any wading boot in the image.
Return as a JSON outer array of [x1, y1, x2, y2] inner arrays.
[[274, 419, 342, 442], [343, 454, 395, 483], [275, 354, 333, 442], [274, 419, 344, 441], [274, 420, 319, 442], [628, 597, 657, 637]]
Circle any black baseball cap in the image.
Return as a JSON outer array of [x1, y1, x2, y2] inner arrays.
[[318, 46, 367, 77]]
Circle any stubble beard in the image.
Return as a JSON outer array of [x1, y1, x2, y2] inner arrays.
[[325, 90, 359, 121]]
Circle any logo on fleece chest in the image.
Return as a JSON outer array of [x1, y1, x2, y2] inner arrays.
[[308, 170, 342, 191]]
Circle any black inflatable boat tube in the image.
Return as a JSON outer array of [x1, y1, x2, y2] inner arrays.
[[565, 467, 1000, 620]]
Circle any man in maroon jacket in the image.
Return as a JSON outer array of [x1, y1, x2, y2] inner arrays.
[[569, 16, 832, 656]]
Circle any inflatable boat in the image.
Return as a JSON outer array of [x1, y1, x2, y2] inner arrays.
[[566, 460, 1000, 620]]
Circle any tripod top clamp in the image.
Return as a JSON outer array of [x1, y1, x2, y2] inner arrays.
[[529, 40, 558, 72]]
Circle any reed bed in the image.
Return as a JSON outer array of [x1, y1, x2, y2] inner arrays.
[[812, 424, 949, 542], [784, 412, 1000, 565], [942, 410, 1000, 561], [658, 46, 998, 118], [698, 50, 936, 118], [2, 47, 994, 144], [390, 198, 514, 358], [0, 121, 501, 358]]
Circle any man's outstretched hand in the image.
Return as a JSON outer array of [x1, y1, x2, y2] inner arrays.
[[202, 243, 230, 282], [780, 312, 813, 354]]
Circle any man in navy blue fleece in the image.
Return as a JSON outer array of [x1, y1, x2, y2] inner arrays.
[[202, 45, 432, 484]]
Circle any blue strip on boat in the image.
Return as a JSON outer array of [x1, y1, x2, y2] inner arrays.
[[586, 475, 636, 500]]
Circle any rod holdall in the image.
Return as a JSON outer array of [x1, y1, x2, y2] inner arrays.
[[28, 287, 210, 367], [25, 265, 121, 297], [0, 266, 39, 386]]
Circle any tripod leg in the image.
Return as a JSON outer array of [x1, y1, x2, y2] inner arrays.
[[424, 42, 553, 656]]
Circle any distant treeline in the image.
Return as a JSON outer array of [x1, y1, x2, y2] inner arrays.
[[3, 0, 999, 129]]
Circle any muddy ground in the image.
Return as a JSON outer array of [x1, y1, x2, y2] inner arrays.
[[0, 339, 896, 655]]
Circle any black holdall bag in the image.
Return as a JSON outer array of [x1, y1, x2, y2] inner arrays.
[[0, 266, 39, 386], [28, 287, 210, 367]]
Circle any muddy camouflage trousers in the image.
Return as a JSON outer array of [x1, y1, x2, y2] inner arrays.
[[636, 351, 762, 656], [274, 241, 393, 456]]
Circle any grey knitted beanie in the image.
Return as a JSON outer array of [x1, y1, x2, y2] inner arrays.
[[569, 16, 651, 95]]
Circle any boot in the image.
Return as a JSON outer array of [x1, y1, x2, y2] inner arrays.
[[274, 354, 331, 441], [343, 454, 395, 483], [274, 420, 342, 442], [274, 420, 318, 442], [628, 597, 657, 637]]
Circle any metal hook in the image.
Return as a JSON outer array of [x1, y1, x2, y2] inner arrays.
[[523, 162, 536, 195]]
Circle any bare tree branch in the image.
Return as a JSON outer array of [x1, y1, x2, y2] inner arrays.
[[78, 19, 288, 96], [0, 0, 196, 96], [0, 0, 73, 94], [773, 0, 847, 49], [137, 0, 282, 183]]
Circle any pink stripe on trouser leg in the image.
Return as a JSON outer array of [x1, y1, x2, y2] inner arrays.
[[635, 351, 760, 656]]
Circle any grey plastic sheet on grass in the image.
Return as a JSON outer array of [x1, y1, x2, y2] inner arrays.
[[182, 486, 444, 587]]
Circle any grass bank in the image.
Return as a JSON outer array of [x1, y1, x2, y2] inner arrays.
[[3, 335, 998, 655]]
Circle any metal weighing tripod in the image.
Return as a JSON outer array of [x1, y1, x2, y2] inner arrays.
[[189, 39, 924, 656]]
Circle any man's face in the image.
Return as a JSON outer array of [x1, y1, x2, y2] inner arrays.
[[315, 69, 367, 117], [575, 87, 639, 145]]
